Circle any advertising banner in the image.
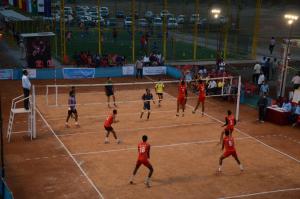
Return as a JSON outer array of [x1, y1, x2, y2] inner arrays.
[[122, 65, 134, 75], [0, 69, 13, 80], [63, 68, 95, 79], [143, 66, 167, 76]]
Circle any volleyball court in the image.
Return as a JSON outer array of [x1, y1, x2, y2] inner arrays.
[[31, 76, 300, 199]]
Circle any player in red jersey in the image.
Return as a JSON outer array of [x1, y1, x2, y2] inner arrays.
[[176, 80, 188, 117], [192, 80, 206, 116], [218, 129, 243, 172], [219, 110, 236, 144], [129, 135, 154, 187], [103, 109, 120, 144]]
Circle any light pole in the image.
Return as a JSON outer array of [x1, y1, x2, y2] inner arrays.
[[279, 14, 298, 97], [211, 8, 221, 55]]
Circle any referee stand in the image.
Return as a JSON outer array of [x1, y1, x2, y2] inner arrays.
[[6, 86, 36, 142]]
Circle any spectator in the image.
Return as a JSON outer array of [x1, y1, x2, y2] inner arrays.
[[135, 58, 143, 79], [257, 92, 268, 123], [291, 101, 300, 127], [291, 72, 300, 90], [263, 58, 270, 81], [282, 98, 292, 112], [271, 58, 279, 80], [207, 80, 217, 95], [143, 55, 150, 66], [257, 72, 265, 91], [22, 70, 31, 110], [217, 80, 225, 94], [259, 81, 269, 96], [253, 62, 261, 84], [198, 66, 207, 78], [19, 39, 26, 60], [269, 37, 275, 55]]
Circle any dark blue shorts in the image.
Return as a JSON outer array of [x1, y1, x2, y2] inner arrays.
[[143, 103, 150, 110]]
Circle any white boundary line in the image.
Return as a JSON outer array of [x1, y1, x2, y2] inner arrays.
[[218, 187, 300, 199], [58, 121, 218, 137], [145, 76, 300, 164], [36, 107, 105, 199], [71, 137, 251, 156]]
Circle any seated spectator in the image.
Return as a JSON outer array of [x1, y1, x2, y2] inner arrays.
[[282, 98, 292, 112], [291, 72, 300, 90], [291, 101, 300, 127], [143, 55, 150, 66], [219, 60, 226, 71], [217, 80, 225, 94]]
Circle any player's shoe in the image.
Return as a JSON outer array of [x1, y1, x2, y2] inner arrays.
[[75, 122, 80, 127], [201, 112, 204, 116], [117, 139, 121, 144], [129, 181, 134, 184], [65, 123, 70, 128], [192, 110, 196, 114], [239, 164, 244, 171], [144, 179, 152, 188], [176, 113, 179, 117], [104, 138, 109, 144]]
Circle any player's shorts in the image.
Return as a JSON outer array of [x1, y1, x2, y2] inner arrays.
[[68, 108, 77, 115], [177, 96, 186, 105], [225, 126, 234, 133], [223, 150, 237, 158], [105, 89, 114, 97], [143, 103, 151, 110], [198, 96, 205, 102], [157, 93, 163, 98], [104, 126, 113, 131], [136, 159, 152, 168]]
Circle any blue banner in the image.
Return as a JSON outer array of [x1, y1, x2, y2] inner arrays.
[[0, 69, 13, 80], [63, 68, 95, 79]]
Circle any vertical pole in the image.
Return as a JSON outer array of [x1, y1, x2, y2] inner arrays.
[[221, 76, 225, 95], [0, 95, 5, 184], [251, 0, 261, 59], [131, 0, 136, 63], [97, 0, 102, 56], [60, 0, 65, 62], [280, 25, 293, 97], [193, 0, 199, 60], [163, 0, 167, 61], [32, 85, 36, 139], [223, 0, 231, 59], [55, 86, 58, 107], [236, 76, 241, 121]]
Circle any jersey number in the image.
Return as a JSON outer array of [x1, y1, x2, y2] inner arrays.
[[139, 146, 146, 153], [228, 140, 233, 146]]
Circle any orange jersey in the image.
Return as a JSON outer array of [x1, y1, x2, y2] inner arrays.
[[138, 142, 150, 161], [178, 84, 187, 98], [223, 136, 236, 152], [198, 83, 206, 98], [104, 114, 114, 127], [225, 115, 235, 129]]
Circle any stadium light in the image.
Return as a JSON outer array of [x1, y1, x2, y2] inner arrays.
[[211, 9, 221, 19]]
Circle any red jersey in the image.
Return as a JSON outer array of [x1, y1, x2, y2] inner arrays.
[[104, 114, 114, 127], [198, 83, 206, 98], [138, 142, 150, 161], [223, 136, 235, 152], [178, 84, 187, 98], [226, 115, 235, 128]]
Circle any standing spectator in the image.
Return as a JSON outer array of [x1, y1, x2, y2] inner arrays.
[[269, 37, 275, 54], [257, 93, 268, 123], [135, 58, 143, 79], [259, 81, 269, 96], [257, 72, 265, 92], [263, 58, 270, 81], [253, 62, 261, 84], [291, 72, 300, 90], [22, 70, 31, 110], [207, 80, 217, 95], [19, 39, 26, 60]]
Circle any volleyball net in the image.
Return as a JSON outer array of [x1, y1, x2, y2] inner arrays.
[[33, 75, 241, 119]]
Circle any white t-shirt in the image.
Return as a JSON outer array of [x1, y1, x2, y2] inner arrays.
[[253, 64, 261, 74], [258, 74, 265, 85], [208, 80, 217, 89], [292, 75, 300, 84]]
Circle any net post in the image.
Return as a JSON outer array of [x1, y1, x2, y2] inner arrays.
[[46, 85, 49, 106], [32, 85, 36, 139], [236, 75, 241, 121], [221, 76, 225, 95]]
